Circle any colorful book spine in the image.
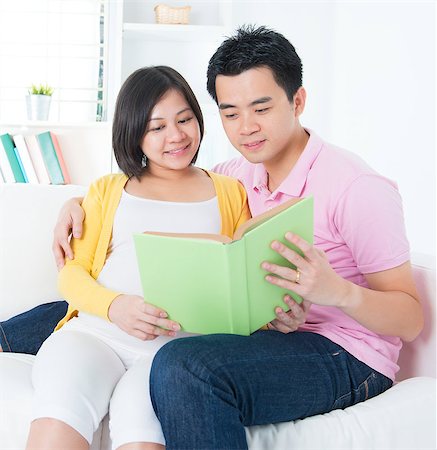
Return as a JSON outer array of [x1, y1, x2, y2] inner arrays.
[[49, 132, 71, 184], [12, 135, 39, 184], [0, 134, 26, 183], [36, 131, 65, 185], [0, 137, 15, 183], [24, 135, 51, 184], [13, 147, 28, 182]]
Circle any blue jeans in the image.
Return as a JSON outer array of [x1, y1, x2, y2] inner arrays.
[[0, 301, 68, 354], [150, 331, 393, 450]]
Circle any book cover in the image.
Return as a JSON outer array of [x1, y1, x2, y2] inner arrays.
[[24, 135, 51, 184], [134, 196, 314, 335], [49, 132, 71, 184], [12, 147, 28, 182], [0, 134, 26, 183], [0, 136, 16, 183], [36, 131, 65, 184], [12, 135, 39, 184]]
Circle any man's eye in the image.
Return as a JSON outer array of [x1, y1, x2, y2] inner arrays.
[[225, 113, 237, 119], [256, 107, 270, 113]]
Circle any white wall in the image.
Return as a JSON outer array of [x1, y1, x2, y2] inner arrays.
[[230, 0, 436, 260]]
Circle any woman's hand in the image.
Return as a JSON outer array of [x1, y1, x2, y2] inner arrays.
[[267, 297, 311, 333], [262, 232, 351, 308], [52, 197, 85, 270], [108, 294, 181, 340]]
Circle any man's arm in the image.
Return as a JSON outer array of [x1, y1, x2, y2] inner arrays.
[[52, 196, 85, 269], [263, 233, 423, 342]]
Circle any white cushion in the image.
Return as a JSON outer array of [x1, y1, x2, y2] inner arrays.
[[247, 377, 437, 449], [0, 184, 86, 320], [1, 353, 435, 450]]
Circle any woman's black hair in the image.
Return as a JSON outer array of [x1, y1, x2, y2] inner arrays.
[[112, 66, 204, 179]]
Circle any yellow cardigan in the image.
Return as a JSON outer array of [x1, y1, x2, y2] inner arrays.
[[56, 171, 251, 329]]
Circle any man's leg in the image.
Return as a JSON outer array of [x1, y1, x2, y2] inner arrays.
[[150, 331, 392, 450], [0, 301, 68, 354]]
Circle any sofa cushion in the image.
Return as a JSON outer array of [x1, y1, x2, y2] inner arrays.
[[0, 184, 86, 320], [0, 353, 435, 450]]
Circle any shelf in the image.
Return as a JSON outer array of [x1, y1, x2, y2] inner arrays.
[[122, 23, 229, 42], [0, 121, 110, 129]]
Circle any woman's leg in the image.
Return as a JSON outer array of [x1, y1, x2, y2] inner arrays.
[[27, 328, 125, 449], [150, 331, 393, 450], [109, 357, 165, 450], [0, 301, 68, 354]]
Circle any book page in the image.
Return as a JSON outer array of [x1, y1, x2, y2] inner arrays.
[[143, 231, 232, 244], [233, 197, 303, 241]]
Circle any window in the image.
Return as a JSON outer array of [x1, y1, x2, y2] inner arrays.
[[0, 0, 107, 123]]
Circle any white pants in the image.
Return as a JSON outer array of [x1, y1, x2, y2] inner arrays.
[[31, 317, 183, 449]]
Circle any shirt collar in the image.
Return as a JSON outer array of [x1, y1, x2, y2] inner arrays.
[[252, 128, 324, 197]]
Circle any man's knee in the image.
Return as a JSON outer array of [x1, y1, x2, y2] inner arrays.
[[150, 336, 222, 397]]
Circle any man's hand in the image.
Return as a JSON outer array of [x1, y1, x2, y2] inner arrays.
[[52, 197, 85, 270], [262, 232, 350, 308], [108, 294, 181, 341], [267, 297, 310, 333]]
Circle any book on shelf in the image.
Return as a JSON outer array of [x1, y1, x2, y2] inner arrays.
[[24, 135, 51, 184], [12, 135, 39, 184], [0, 136, 16, 183], [36, 131, 70, 185], [134, 196, 314, 336], [12, 147, 28, 182], [49, 132, 71, 184], [0, 134, 26, 183]]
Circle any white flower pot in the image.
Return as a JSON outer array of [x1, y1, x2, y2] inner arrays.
[[26, 95, 52, 121]]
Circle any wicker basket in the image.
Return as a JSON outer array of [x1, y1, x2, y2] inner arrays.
[[154, 4, 191, 25]]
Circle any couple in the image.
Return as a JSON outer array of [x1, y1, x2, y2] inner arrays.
[[2, 26, 422, 450]]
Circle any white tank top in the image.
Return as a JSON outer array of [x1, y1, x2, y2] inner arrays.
[[72, 190, 221, 352]]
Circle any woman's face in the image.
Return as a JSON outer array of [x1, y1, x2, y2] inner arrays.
[[141, 89, 200, 173]]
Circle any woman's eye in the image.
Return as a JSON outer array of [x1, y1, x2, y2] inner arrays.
[[179, 116, 193, 124], [150, 125, 164, 132]]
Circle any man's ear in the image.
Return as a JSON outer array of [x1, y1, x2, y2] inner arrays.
[[293, 87, 307, 117]]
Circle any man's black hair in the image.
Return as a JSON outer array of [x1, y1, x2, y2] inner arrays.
[[207, 24, 302, 103]]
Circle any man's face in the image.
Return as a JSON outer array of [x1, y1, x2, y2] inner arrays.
[[216, 66, 305, 165]]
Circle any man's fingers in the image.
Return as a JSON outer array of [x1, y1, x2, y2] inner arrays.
[[53, 244, 66, 270], [72, 223, 83, 239], [270, 240, 308, 269], [285, 232, 318, 261]]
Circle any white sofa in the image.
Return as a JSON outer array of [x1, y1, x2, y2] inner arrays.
[[0, 183, 436, 450]]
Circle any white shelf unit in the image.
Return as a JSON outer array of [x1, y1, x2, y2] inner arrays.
[[106, 1, 235, 171], [0, 122, 113, 187]]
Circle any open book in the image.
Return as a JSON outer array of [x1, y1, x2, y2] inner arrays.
[[134, 196, 313, 336]]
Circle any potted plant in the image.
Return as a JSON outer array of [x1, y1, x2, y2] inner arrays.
[[26, 84, 54, 121]]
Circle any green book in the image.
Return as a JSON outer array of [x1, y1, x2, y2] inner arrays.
[[134, 196, 313, 336], [36, 131, 65, 185], [0, 134, 26, 183]]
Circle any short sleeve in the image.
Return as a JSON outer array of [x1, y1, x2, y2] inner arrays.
[[334, 174, 410, 274]]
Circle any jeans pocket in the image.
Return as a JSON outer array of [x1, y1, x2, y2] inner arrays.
[[332, 371, 389, 410]]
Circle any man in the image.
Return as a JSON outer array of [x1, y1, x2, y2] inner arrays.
[[0, 25, 422, 450], [147, 25, 422, 449]]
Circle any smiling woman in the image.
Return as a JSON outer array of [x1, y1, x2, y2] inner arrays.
[[0, 0, 107, 123]]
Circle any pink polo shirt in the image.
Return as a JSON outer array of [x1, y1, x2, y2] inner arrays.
[[212, 129, 410, 381]]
